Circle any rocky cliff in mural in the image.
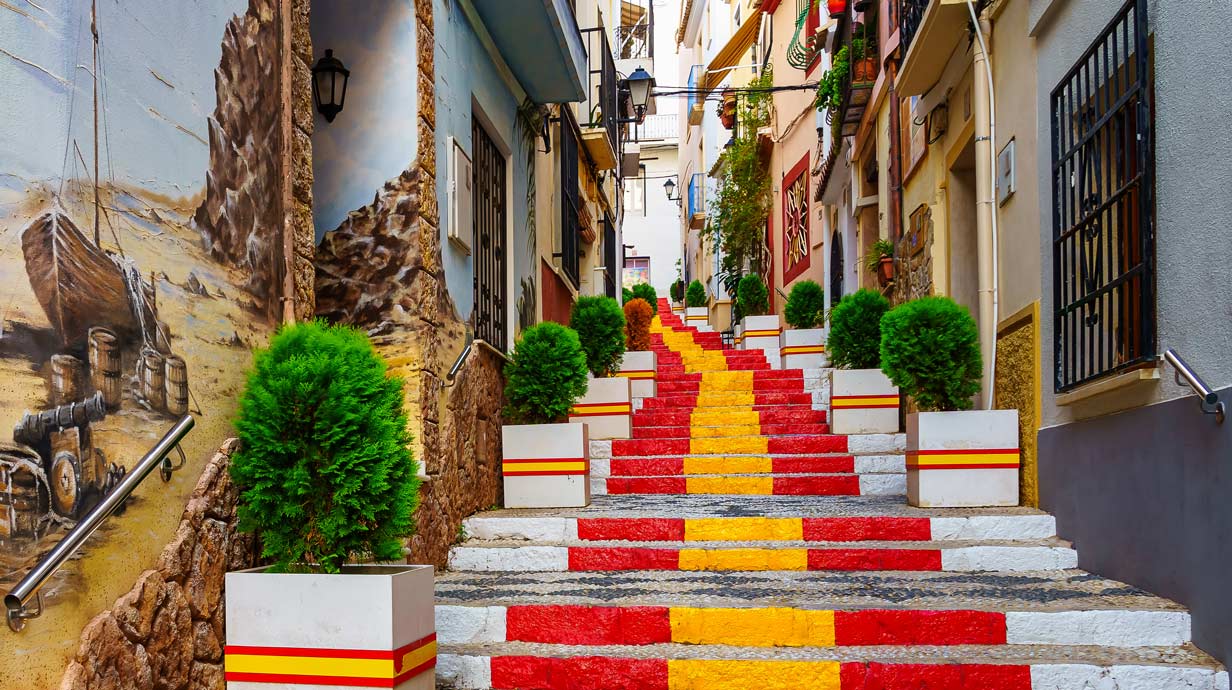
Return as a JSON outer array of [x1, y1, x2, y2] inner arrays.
[[193, 0, 282, 318]]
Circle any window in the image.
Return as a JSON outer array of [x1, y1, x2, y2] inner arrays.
[[1050, 0, 1154, 392], [603, 214, 617, 298], [624, 173, 645, 215], [558, 109, 582, 288], [472, 117, 508, 351]]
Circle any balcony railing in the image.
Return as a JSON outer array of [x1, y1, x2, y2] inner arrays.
[[631, 113, 677, 141], [580, 26, 619, 161], [688, 172, 704, 218], [615, 23, 652, 60], [899, 0, 928, 54], [687, 64, 704, 123]]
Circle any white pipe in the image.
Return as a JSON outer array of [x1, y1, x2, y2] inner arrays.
[[967, 0, 999, 410]]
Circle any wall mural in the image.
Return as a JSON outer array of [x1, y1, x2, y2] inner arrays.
[[0, 0, 279, 681], [782, 155, 811, 284]]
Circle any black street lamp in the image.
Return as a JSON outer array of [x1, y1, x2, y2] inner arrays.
[[311, 49, 350, 122], [663, 177, 681, 205], [619, 66, 656, 124]]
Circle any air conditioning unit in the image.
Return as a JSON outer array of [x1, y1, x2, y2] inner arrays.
[[447, 136, 473, 254]]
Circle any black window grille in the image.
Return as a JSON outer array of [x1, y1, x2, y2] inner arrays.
[[558, 109, 582, 288], [898, 0, 928, 54], [1050, 0, 1154, 392], [830, 229, 844, 308], [603, 214, 617, 298], [580, 27, 618, 161], [472, 117, 507, 352]]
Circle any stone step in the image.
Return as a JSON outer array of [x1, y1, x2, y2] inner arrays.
[[605, 455, 863, 476], [612, 435, 848, 458], [461, 513, 1057, 544], [633, 408, 828, 427], [436, 604, 1193, 649], [597, 473, 902, 497], [446, 540, 1079, 573], [436, 644, 1227, 690], [630, 423, 831, 439]]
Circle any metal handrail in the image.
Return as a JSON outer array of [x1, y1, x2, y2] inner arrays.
[[1162, 349, 1225, 424], [5, 415, 195, 632], [445, 338, 510, 388]]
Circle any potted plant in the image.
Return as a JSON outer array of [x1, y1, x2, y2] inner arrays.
[[781, 280, 829, 368], [685, 279, 709, 330], [669, 278, 686, 309], [630, 282, 658, 314], [502, 322, 591, 508], [225, 322, 435, 688], [619, 298, 657, 399], [851, 35, 878, 83], [736, 274, 780, 357], [815, 46, 849, 113], [881, 296, 1018, 507], [567, 296, 632, 440], [719, 89, 737, 129], [827, 289, 898, 434], [865, 238, 895, 286]]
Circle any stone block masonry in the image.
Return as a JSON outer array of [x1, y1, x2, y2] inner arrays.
[[59, 440, 260, 690]]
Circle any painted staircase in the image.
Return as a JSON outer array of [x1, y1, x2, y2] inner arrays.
[[435, 299, 1227, 689]]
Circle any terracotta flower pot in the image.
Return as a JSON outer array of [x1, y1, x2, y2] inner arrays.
[[877, 256, 894, 286], [853, 57, 878, 83]]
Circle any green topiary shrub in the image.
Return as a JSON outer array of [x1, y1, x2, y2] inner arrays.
[[880, 296, 982, 411], [231, 321, 419, 574], [686, 280, 707, 308], [570, 296, 627, 377], [784, 280, 826, 329], [630, 283, 658, 313], [827, 288, 890, 369], [736, 274, 769, 317], [624, 298, 653, 351], [504, 322, 590, 424], [670, 279, 686, 303], [622, 287, 633, 304]]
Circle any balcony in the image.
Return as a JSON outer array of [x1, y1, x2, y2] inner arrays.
[[896, 0, 971, 97], [828, 21, 879, 138], [687, 172, 705, 230], [687, 65, 704, 126], [580, 26, 620, 171], [471, 0, 587, 103]]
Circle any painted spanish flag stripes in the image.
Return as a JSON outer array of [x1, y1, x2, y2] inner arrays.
[[568, 402, 633, 416], [223, 634, 436, 687], [574, 516, 933, 542], [831, 394, 901, 409], [781, 344, 826, 355], [488, 657, 1031, 690], [907, 448, 1021, 470], [501, 457, 588, 476], [564, 546, 942, 571]]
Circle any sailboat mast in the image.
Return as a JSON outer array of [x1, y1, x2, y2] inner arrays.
[[91, 0, 100, 246]]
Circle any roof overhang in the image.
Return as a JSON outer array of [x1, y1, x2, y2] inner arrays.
[[896, 0, 970, 98], [471, 0, 587, 103]]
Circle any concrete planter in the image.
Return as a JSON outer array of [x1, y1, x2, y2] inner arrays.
[[569, 376, 632, 439], [781, 328, 828, 369], [501, 422, 590, 508], [830, 369, 900, 434], [685, 306, 710, 331], [617, 350, 657, 399], [741, 315, 782, 356], [907, 409, 1020, 507], [225, 564, 436, 689], [671, 302, 684, 316], [733, 322, 744, 349]]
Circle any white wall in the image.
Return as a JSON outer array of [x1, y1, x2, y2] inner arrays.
[[623, 143, 680, 296]]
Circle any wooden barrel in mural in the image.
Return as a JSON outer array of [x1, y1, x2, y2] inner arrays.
[[0, 443, 50, 540], [88, 327, 122, 409], [50, 354, 85, 406], [164, 355, 188, 416], [139, 349, 166, 411]]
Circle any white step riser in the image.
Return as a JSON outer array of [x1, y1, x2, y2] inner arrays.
[[588, 434, 908, 461]]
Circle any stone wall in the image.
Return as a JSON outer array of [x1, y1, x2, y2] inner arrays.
[[59, 441, 258, 690], [289, 0, 316, 320]]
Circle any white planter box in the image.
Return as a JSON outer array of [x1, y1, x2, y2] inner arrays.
[[225, 564, 435, 689], [671, 302, 684, 315], [569, 376, 632, 439], [781, 328, 829, 369], [741, 315, 781, 355], [502, 422, 590, 508], [685, 306, 709, 330], [907, 410, 1020, 507], [733, 323, 744, 349], [830, 369, 900, 434], [617, 350, 657, 399]]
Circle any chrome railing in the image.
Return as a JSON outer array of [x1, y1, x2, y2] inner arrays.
[[5, 415, 195, 632], [1162, 349, 1225, 424]]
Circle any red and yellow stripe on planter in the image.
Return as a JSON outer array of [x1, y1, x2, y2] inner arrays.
[[568, 377, 633, 439], [225, 634, 436, 687]]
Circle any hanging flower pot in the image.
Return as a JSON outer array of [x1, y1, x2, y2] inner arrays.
[[719, 90, 737, 129], [828, 0, 848, 19], [877, 256, 894, 286], [853, 55, 878, 83]]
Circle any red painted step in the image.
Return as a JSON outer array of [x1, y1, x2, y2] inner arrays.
[[639, 392, 814, 409], [574, 516, 932, 542], [632, 409, 828, 427], [654, 379, 804, 394], [607, 456, 856, 477], [564, 546, 942, 571], [630, 423, 830, 439], [603, 475, 861, 496], [612, 435, 847, 457]]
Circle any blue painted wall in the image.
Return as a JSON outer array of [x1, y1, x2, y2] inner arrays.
[[310, 0, 419, 240], [433, 0, 529, 325]]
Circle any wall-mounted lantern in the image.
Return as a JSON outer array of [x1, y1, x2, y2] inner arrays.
[[663, 177, 681, 205], [311, 49, 350, 122], [619, 66, 657, 124]]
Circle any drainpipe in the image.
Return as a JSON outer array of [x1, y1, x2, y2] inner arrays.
[[967, 2, 998, 410]]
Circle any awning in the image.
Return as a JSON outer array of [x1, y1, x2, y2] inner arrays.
[[698, 9, 764, 96]]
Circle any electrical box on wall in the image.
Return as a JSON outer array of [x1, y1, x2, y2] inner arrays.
[[448, 136, 473, 254]]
